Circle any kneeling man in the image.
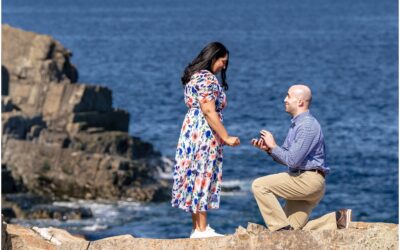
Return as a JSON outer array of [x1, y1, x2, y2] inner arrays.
[[251, 84, 351, 231]]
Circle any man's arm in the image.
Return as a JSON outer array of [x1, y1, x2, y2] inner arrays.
[[269, 127, 317, 169], [269, 148, 288, 166], [261, 124, 318, 169]]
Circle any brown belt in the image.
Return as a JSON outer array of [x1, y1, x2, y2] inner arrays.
[[289, 168, 325, 179]]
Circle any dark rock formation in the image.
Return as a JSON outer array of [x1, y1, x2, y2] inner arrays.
[[3, 139, 168, 201], [2, 66, 9, 95], [1, 215, 7, 248], [2, 193, 93, 221], [1, 24, 171, 215], [2, 112, 46, 140], [2, 164, 24, 194]]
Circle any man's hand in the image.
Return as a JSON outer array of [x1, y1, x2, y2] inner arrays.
[[260, 130, 277, 150], [251, 138, 270, 152]]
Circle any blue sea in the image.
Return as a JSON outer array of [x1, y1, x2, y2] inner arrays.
[[3, 0, 398, 239]]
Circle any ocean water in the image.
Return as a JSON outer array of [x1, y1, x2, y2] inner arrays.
[[3, 0, 398, 239]]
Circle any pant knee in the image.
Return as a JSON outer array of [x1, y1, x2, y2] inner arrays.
[[251, 178, 267, 194]]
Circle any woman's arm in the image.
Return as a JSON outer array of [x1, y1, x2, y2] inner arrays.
[[200, 100, 239, 146]]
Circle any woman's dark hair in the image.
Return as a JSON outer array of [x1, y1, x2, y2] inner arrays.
[[181, 42, 229, 91]]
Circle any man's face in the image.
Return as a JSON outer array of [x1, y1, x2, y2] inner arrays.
[[284, 88, 299, 115]]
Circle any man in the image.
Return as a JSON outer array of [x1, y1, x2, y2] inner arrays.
[[251, 84, 351, 231]]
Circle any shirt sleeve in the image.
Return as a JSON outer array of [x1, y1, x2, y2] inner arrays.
[[270, 122, 318, 169], [196, 72, 217, 104]]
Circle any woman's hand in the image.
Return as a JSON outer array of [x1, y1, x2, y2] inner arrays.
[[224, 136, 240, 147]]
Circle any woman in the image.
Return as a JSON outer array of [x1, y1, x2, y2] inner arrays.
[[171, 42, 240, 238]]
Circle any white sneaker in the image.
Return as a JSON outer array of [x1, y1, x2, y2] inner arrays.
[[189, 225, 224, 238], [206, 225, 223, 236], [189, 229, 202, 238]]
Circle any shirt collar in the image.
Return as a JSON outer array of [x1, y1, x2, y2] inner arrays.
[[291, 110, 310, 125]]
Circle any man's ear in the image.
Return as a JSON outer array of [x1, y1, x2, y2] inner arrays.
[[298, 99, 304, 107]]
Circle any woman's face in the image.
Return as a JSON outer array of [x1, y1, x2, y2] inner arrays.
[[211, 54, 228, 74]]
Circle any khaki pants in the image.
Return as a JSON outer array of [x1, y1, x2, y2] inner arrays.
[[252, 171, 337, 231]]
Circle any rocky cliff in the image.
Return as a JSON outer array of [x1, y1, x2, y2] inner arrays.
[[1, 24, 171, 220], [2, 220, 398, 250]]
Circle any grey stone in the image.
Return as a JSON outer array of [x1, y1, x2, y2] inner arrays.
[[38, 130, 70, 148], [2, 24, 78, 85], [245, 222, 269, 235]]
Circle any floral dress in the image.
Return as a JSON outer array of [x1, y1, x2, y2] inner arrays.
[[171, 69, 227, 213]]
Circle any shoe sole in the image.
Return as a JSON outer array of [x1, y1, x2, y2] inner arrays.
[[346, 209, 352, 229], [190, 235, 224, 238]]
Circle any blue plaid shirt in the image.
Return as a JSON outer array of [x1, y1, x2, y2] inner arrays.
[[270, 110, 329, 174]]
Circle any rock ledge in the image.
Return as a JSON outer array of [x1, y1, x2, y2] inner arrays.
[[3, 221, 398, 250]]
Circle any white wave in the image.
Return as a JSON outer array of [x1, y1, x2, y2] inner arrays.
[[222, 179, 251, 190], [116, 200, 143, 207], [52, 199, 148, 226], [220, 191, 248, 196], [220, 179, 252, 196], [222, 179, 246, 187], [156, 156, 174, 180], [81, 222, 108, 231]]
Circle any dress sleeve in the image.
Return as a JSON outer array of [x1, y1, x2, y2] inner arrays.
[[196, 71, 217, 104]]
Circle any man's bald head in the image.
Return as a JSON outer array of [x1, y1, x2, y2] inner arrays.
[[284, 84, 313, 116], [289, 84, 312, 108]]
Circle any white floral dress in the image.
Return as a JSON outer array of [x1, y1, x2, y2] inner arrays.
[[171, 69, 227, 213]]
